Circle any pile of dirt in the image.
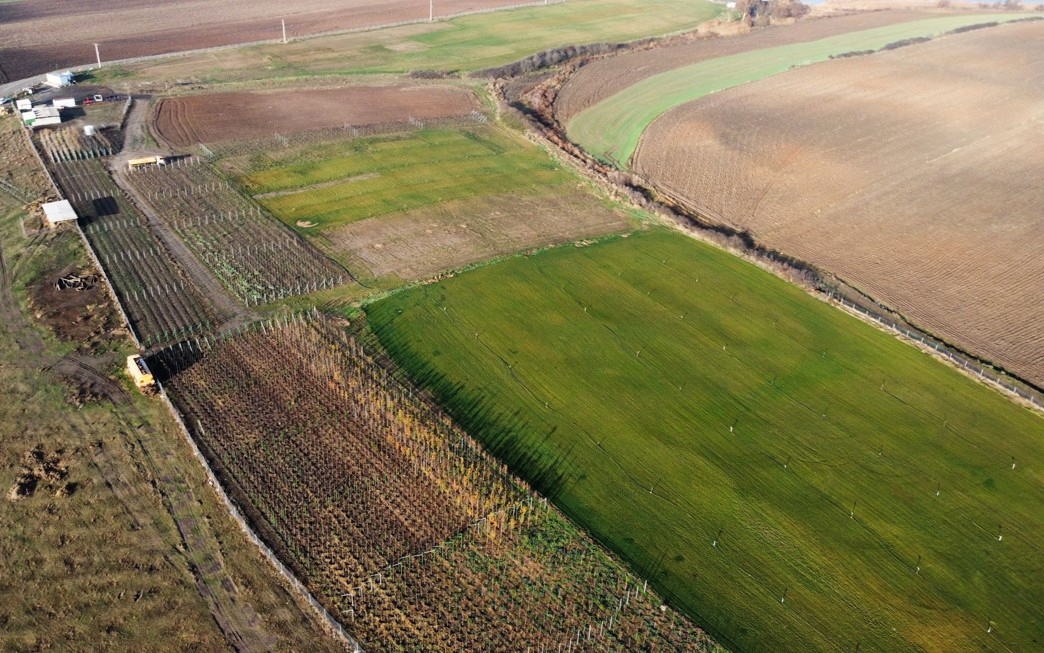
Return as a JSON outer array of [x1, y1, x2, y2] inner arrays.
[[28, 265, 121, 347], [6, 445, 74, 501]]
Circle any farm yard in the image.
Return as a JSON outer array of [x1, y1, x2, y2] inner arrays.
[[565, 13, 1034, 165], [151, 314, 720, 652], [123, 159, 350, 306], [225, 125, 632, 283], [49, 159, 222, 347], [633, 20, 1044, 388], [368, 229, 1044, 653], [151, 85, 481, 148]]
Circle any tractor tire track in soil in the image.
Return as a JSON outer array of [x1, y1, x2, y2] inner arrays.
[[497, 52, 1044, 410], [2, 214, 277, 653], [111, 404, 278, 653], [113, 97, 255, 336]]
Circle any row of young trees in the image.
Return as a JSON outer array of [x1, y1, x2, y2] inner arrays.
[[124, 158, 349, 305], [152, 314, 719, 651]]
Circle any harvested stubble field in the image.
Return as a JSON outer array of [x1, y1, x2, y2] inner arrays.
[[566, 12, 1032, 165], [99, 0, 722, 86], [0, 0, 528, 82], [228, 126, 632, 283], [368, 229, 1044, 653], [151, 85, 480, 148], [634, 20, 1044, 387], [151, 314, 720, 652]]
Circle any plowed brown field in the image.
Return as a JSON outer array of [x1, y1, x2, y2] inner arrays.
[[555, 10, 940, 123], [152, 85, 480, 147], [0, 0, 524, 83], [634, 21, 1044, 386]]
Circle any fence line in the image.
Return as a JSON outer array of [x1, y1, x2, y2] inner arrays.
[[20, 125, 142, 347], [156, 384, 364, 652], [831, 294, 1041, 408], [201, 112, 488, 161]]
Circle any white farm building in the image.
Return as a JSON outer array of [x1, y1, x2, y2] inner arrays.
[[22, 105, 61, 127], [45, 71, 73, 88], [42, 200, 77, 225]]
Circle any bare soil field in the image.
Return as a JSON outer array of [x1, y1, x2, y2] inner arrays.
[[152, 85, 480, 147], [0, 0, 525, 83], [555, 9, 944, 123], [329, 189, 633, 281], [634, 20, 1044, 386]]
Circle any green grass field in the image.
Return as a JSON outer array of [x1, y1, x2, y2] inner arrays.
[[239, 127, 572, 230], [367, 229, 1044, 652], [120, 0, 723, 84], [568, 14, 1033, 165]]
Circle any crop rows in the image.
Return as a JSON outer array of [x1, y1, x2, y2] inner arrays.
[[151, 315, 716, 652], [37, 127, 116, 162], [125, 159, 348, 305], [50, 159, 217, 346]]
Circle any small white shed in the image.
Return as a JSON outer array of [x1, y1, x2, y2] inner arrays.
[[15, 98, 32, 112], [42, 200, 78, 225], [53, 98, 76, 109], [45, 71, 73, 88]]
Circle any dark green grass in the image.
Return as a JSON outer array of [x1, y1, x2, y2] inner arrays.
[[366, 229, 1044, 652]]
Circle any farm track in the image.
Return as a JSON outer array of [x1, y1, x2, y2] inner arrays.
[[113, 164, 254, 333], [0, 0, 532, 83], [1, 225, 279, 651]]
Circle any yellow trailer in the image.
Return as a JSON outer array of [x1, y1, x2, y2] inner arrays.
[[127, 155, 165, 170], [126, 354, 157, 393]]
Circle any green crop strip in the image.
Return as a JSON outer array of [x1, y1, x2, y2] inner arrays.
[[368, 229, 1044, 652], [242, 128, 573, 230], [569, 14, 1033, 166]]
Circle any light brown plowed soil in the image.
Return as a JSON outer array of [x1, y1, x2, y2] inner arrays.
[[633, 21, 1044, 386], [555, 9, 940, 124], [0, 0, 526, 83], [152, 85, 480, 147], [329, 190, 632, 281]]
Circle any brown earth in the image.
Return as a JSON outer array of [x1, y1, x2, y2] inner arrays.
[[555, 9, 943, 124], [329, 189, 633, 281], [0, 113, 342, 650], [152, 84, 481, 147], [0, 0, 528, 83], [633, 20, 1044, 386]]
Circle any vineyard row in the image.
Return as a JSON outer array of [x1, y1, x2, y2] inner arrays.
[[151, 314, 717, 652]]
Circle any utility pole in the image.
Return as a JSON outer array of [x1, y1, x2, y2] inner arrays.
[[429, 0, 434, 22], [282, 19, 287, 44], [94, 43, 102, 69]]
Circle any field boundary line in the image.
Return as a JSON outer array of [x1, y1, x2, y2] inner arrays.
[[0, 0, 563, 97], [495, 73, 1044, 414], [20, 125, 143, 348], [155, 380, 365, 652]]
